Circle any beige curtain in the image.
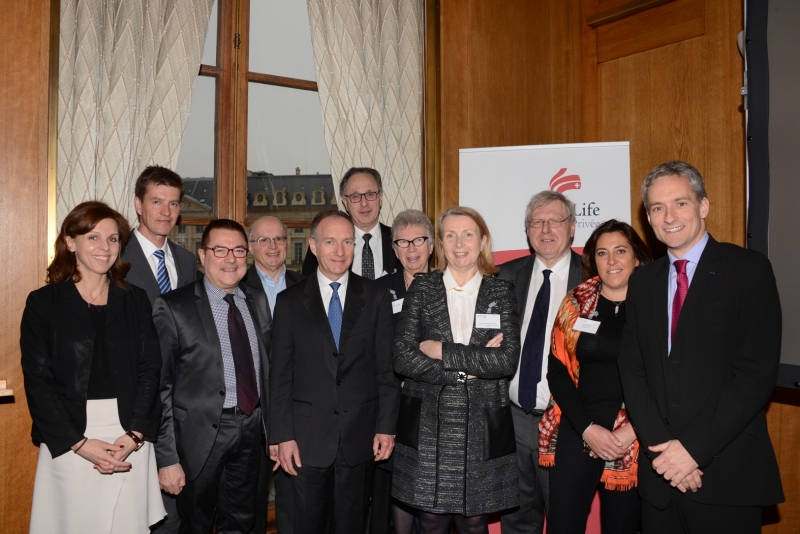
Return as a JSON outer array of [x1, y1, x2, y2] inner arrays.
[[57, 0, 214, 224], [307, 0, 424, 222]]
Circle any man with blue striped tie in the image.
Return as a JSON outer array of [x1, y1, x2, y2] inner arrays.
[[122, 165, 196, 533]]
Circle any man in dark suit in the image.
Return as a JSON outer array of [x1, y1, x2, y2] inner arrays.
[[153, 219, 270, 533], [271, 210, 400, 534], [123, 166, 195, 306], [243, 216, 306, 534], [497, 191, 583, 534], [619, 161, 783, 533], [122, 166, 195, 533], [302, 167, 397, 279]]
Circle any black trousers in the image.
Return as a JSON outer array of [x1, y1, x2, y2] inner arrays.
[[642, 493, 761, 534], [177, 408, 262, 533], [369, 465, 393, 534], [292, 446, 375, 534], [548, 420, 640, 534], [250, 436, 294, 534]]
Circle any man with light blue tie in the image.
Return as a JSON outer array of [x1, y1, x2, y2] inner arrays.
[[121, 165, 195, 533], [269, 210, 399, 534]]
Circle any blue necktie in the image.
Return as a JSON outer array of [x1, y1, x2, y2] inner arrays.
[[329, 282, 343, 350], [362, 234, 375, 279], [518, 269, 551, 413], [154, 249, 172, 294]]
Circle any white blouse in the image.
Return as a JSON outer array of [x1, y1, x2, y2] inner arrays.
[[442, 268, 483, 345]]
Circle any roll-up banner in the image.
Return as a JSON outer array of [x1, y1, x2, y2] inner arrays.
[[459, 142, 631, 264]]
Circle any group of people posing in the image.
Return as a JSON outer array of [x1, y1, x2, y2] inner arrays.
[[21, 160, 783, 534]]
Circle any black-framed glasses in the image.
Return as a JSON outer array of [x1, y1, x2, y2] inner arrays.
[[202, 246, 248, 258], [342, 191, 380, 203], [526, 216, 570, 229], [393, 236, 430, 248], [249, 236, 287, 247]]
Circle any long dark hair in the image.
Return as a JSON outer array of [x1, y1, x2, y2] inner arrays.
[[582, 219, 652, 280], [47, 201, 131, 288]]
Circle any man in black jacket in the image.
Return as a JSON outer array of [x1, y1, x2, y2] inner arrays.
[[498, 191, 583, 534], [619, 161, 783, 532]]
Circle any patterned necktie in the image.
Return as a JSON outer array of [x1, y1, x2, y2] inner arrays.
[[362, 233, 375, 279], [223, 294, 259, 415], [329, 282, 343, 350], [518, 269, 551, 413], [153, 249, 172, 294], [671, 259, 689, 341]]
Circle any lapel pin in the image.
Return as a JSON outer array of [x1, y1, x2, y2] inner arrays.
[[487, 302, 497, 313]]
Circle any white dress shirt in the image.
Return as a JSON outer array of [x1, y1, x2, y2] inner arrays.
[[353, 223, 385, 278], [133, 228, 178, 289], [509, 252, 571, 411], [442, 268, 482, 345], [317, 269, 350, 315]]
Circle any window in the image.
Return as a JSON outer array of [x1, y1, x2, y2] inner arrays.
[[294, 242, 304, 263], [170, 0, 336, 259], [311, 189, 325, 205], [177, 225, 186, 234]]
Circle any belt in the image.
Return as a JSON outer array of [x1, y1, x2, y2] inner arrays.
[[221, 402, 260, 416], [512, 404, 545, 417]]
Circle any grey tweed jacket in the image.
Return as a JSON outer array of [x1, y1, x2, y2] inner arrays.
[[391, 271, 521, 516]]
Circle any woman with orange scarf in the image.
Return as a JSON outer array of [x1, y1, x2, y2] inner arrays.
[[539, 220, 651, 534]]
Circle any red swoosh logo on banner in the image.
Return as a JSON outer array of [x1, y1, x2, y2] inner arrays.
[[549, 168, 581, 193]]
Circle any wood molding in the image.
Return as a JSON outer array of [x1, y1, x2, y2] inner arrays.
[[247, 72, 318, 92], [47, 0, 59, 264], [587, 0, 676, 27], [423, 0, 442, 222]]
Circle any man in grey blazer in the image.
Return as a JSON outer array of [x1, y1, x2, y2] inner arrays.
[[243, 216, 306, 534], [153, 219, 270, 533], [122, 165, 195, 533], [122, 165, 195, 306], [497, 191, 583, 534]]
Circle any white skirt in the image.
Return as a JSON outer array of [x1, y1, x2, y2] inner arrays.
[[29, 399, 166, 534]]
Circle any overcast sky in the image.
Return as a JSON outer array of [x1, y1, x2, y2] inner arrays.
[[175, 0, 332, 179]]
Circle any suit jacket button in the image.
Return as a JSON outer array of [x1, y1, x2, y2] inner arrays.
[[219, 391, 225, 396], [336, 380, 342, 386], [332, 352, 338, 358], [334, 410, 339, 415], [212, 424, 218, 429], [664, 418, 670, 425]]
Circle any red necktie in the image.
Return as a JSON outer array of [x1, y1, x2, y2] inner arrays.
[[671, 260, 689, 341]]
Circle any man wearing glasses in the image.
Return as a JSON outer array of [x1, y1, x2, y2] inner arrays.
[[153, 219, 270, 533], [243, 216, 306, 534], [302, 167, 397, 279], [498, 191, 584, 534]]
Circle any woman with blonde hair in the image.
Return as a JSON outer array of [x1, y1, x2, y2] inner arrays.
[[392, 206, 521, 534]]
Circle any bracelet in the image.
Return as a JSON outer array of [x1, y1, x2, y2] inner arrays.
[[126, 430, 144, 451], [582, 422, 594, 453], [73, 437, 88, 454]]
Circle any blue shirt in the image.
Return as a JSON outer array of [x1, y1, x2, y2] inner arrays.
[[256, 264, 287, 316], [667, 232, 709, 353], [205, 278, 261, 408]]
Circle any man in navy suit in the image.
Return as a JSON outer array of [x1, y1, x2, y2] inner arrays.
[[271, 210, 399, 534], [619, 161, 783, 533]]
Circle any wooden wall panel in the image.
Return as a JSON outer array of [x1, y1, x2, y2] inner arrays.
[[0, 0, 52, 531], [764, 389, 800, 533]]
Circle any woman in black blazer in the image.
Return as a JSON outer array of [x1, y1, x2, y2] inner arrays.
[[21, 201, 165, 533]]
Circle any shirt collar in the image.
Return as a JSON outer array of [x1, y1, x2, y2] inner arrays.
[[355, 222, 381, 240], [442, 268, 482, 296], [204, 276, 244, 302], [134, 227, 170, 257], [533, 250, 572, 279], [317, 268, 349, 289], [256, 263, 286, 285], [667, 231, 709, 268]]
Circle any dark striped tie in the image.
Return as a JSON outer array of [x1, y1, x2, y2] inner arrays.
[[153, 249, 172, 294], [362, 233, 375, 279]]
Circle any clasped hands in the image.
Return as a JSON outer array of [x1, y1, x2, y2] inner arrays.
[[72, 431, 142, 475], [649, 439, 703, 493], [419, 333, 503, 381]]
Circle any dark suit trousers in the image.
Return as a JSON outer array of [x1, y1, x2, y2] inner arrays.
[[641, 494, 761, 534], [249, 436, 294, 534], [548, 420, 640, 534], [293, 445, 375, 534], [500, 405, 549, 534], [178, 408, 262, 534]]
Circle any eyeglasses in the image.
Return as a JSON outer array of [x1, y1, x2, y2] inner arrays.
[[249, 236, 287, 247], [393, 236, 430, 248], [342, 191, 380, 203], [526, 216, 570, 229], [202, 246, 248, 258]]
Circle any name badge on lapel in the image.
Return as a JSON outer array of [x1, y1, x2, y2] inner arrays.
[[392, 298, 404, 314], [573, 318, 601, 334], [475, 314, 501, 329]]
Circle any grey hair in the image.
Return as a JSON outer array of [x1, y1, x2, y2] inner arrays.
[[641, 161, 707, 210], [524, 190, 576, 227], [247, 216, 288, 239], [391, 209, 434, 245], [339, 167, 383, 199]]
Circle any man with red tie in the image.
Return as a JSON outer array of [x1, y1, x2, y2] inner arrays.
[[619, 161, 783, 533]]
